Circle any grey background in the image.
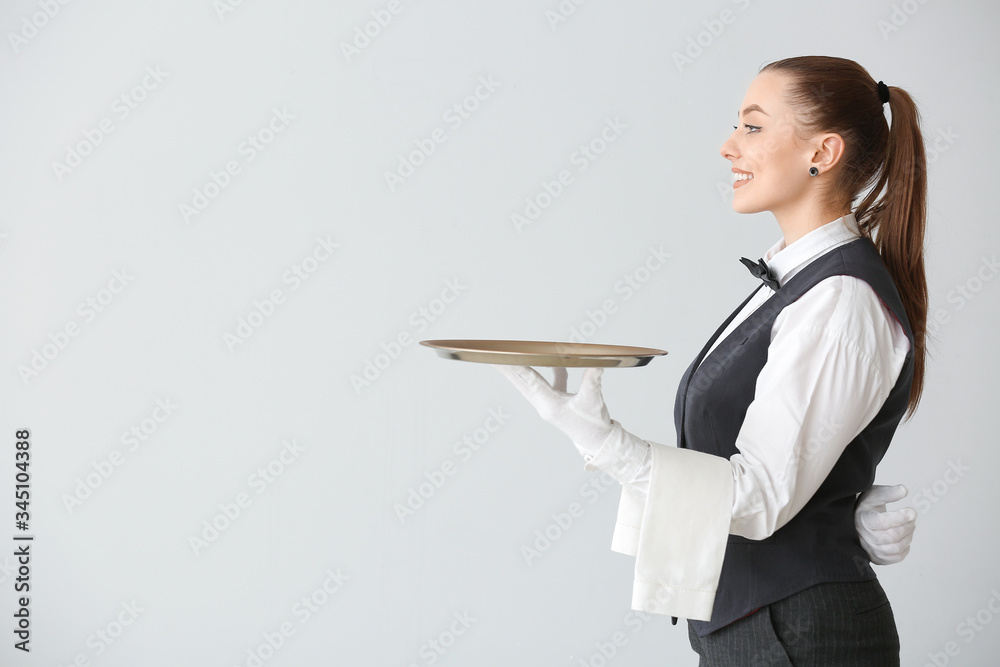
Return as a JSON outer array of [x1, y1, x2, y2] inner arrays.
[[1, 0, 997, 665]]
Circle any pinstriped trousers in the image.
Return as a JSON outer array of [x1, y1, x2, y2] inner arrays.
[[686, 579, 900, 666]]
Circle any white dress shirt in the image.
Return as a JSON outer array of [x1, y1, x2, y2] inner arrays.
[[584, 213, 911, 619]]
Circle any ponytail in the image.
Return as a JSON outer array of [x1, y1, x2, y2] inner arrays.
[[854, 86, 927, 417]]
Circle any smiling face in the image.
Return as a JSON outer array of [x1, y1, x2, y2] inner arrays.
[[719, 71, 825, 220]]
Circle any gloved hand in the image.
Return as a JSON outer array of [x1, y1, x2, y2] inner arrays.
[[854, 484, 917, 565], [494, 365, 614, 459]]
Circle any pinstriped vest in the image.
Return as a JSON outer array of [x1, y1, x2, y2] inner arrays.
[[674, 237, 915, 637]]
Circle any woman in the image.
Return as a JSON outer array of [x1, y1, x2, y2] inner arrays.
[[498, 56, 925, 665]]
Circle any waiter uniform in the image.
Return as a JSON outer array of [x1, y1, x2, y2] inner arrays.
[[590, 212, 913, 665]]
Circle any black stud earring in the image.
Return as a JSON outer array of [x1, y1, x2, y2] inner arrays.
[[809, 167, 819, 177]]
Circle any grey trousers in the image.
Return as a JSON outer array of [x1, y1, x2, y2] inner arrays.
[[686, 579, 900, 666]]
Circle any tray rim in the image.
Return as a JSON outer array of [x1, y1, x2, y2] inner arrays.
[[419, 338, 668, 368]]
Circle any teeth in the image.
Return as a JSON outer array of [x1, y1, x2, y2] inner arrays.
[[733, 172, 754, 181]]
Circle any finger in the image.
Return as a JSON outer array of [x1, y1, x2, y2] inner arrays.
[[494, 365, 553, 398], [871, 544, 910, 565], [579, 367, 605, 395], [885, 544, 911, 563], [875, 539, 912, 557], [860, 517, 915, 544], [577, 367, 611, 421], [862, 506, 918, 531], [494, 364, 539, 385], [860, 519, 916, 546], [860, 520, 917, 549], [551, 367, 568, 393], [858, 484, 908, 508], [493, 364, 524, 384]]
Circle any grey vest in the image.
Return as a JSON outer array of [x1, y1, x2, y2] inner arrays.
[[674, 237, 915, 637]]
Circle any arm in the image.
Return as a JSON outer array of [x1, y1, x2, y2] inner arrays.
[[727, 275, 910, 538], [497, 277, 915, 552]]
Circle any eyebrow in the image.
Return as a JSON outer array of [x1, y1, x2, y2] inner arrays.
[[738, 104, 770, 117]]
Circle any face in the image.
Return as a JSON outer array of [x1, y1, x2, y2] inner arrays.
[[719, 71, 817, 217]]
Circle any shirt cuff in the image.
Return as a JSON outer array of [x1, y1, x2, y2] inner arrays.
[[582, 420, 651, 485]]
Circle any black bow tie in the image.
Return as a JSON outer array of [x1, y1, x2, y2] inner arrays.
[[740, 257, 781, 291]]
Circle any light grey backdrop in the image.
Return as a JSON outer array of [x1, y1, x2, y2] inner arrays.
[[1, 1, 997, 665]]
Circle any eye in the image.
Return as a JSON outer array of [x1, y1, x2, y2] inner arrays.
[[743, 124, 761, 134]]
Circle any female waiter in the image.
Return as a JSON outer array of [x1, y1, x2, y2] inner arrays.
[[498, 56, 925, 665]]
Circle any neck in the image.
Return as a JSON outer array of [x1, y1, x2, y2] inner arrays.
[[773, 200, 851, 246]]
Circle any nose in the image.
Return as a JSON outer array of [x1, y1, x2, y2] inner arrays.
[[720, 130, 739, 162]]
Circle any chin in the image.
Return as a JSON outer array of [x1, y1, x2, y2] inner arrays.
[[731, 197, 763, 214]]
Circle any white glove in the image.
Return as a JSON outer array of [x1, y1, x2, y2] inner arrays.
[[855, 484, 917, 565], [494, 365, 614, 458]]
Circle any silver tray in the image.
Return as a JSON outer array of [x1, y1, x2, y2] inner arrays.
[[419, 339, 667, 368]]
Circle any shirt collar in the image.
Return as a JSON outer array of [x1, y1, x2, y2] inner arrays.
[[762, 213, 861, 287]]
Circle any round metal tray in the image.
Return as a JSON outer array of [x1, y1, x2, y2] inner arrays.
[[419, 339, 667, 368]]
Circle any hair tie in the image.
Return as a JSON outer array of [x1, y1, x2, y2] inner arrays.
[[877, 81, 890, 105]]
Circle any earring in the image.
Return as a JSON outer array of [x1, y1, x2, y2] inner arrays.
[[809, 167, 819, 177]]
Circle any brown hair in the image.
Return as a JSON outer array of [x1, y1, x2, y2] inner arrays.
[[760, 55, 927, 417]]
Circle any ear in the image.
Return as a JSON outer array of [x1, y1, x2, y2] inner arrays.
[[809, 132, 846, 175]]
